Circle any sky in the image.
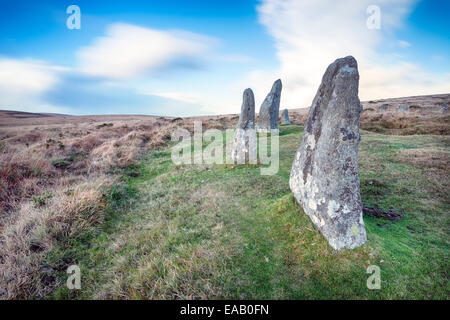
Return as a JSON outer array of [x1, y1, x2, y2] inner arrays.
[[0, 0, 448, 116]]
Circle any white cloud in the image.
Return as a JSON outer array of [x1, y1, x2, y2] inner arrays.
[[0, 58, 60, 94], [254, 0, 449, 108], [149, 92, 204, 105], [399, 40, 411, 48], [361, 62, 450, 99], [77, 23, 216, 79], [0, 57, 70, 113], [146, 90, 232, 115], [237, 69, 281, 110]]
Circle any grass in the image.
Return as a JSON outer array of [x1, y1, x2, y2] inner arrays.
[[44, 125, 448, 299], [0, 113, 243, 299]]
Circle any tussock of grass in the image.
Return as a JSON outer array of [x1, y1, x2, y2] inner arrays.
[[0, 177, 111, 299], [0, 117, 230, 215]]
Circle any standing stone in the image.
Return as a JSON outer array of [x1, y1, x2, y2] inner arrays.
[[281, 109, 291, 125], [257, 79, 282, 132], [289, 56, 367, 250], [232, 88, 257, 163]]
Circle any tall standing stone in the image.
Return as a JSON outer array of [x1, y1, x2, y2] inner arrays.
[[257, 79, 282, 132], [232, 88, 257, 164], [289, 56, 367, 250], [281, 109, 291, 125]]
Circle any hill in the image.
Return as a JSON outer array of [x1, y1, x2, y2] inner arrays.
[[288, 93, 450, 135]]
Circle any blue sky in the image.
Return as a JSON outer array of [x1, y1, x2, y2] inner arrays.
[[0, 0, 448, 116]]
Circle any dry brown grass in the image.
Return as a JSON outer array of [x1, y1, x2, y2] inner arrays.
[[360, 112, 450, 135], [290, 93, 450, 135], [360, 93, 450, 135], [397, 147, 449, 171], [0, 111, 240, 299], [0, 115, 235, 214], [396, 144, 450, 204], [0, 177, 110, 299]]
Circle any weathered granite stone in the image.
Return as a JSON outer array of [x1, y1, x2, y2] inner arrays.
[[399, 105, 409, 112], [281, 109, 291, 125], [289, 56, 367, 250], [257, 79, 282, 132], [232, 88, 257, 164]]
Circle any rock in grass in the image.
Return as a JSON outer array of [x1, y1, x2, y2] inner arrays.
[[398, 105, 409, 112], [257, 79, 282, 132], [379, 104, 389, 111], [281, 109, 291, 125], [232, 88, 257, 163], [289, 56, 367, 250], [441, 103, 448, 112]]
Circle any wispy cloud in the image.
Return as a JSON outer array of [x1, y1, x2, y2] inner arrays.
[[149, 92, 204, 105], [147, 91, 227, 115], [399, 40, 411, 48], [77, 23, 217, 79], [0, 58, 60, 92], [254, 0, 449, 107], [0, 57, 70, 113], [0, 23, 222, 115]]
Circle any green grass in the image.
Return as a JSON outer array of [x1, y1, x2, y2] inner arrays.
[[47, 125, 449, 299]]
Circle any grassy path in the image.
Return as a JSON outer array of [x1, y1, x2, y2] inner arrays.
[[49, 125, 449, 299]]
